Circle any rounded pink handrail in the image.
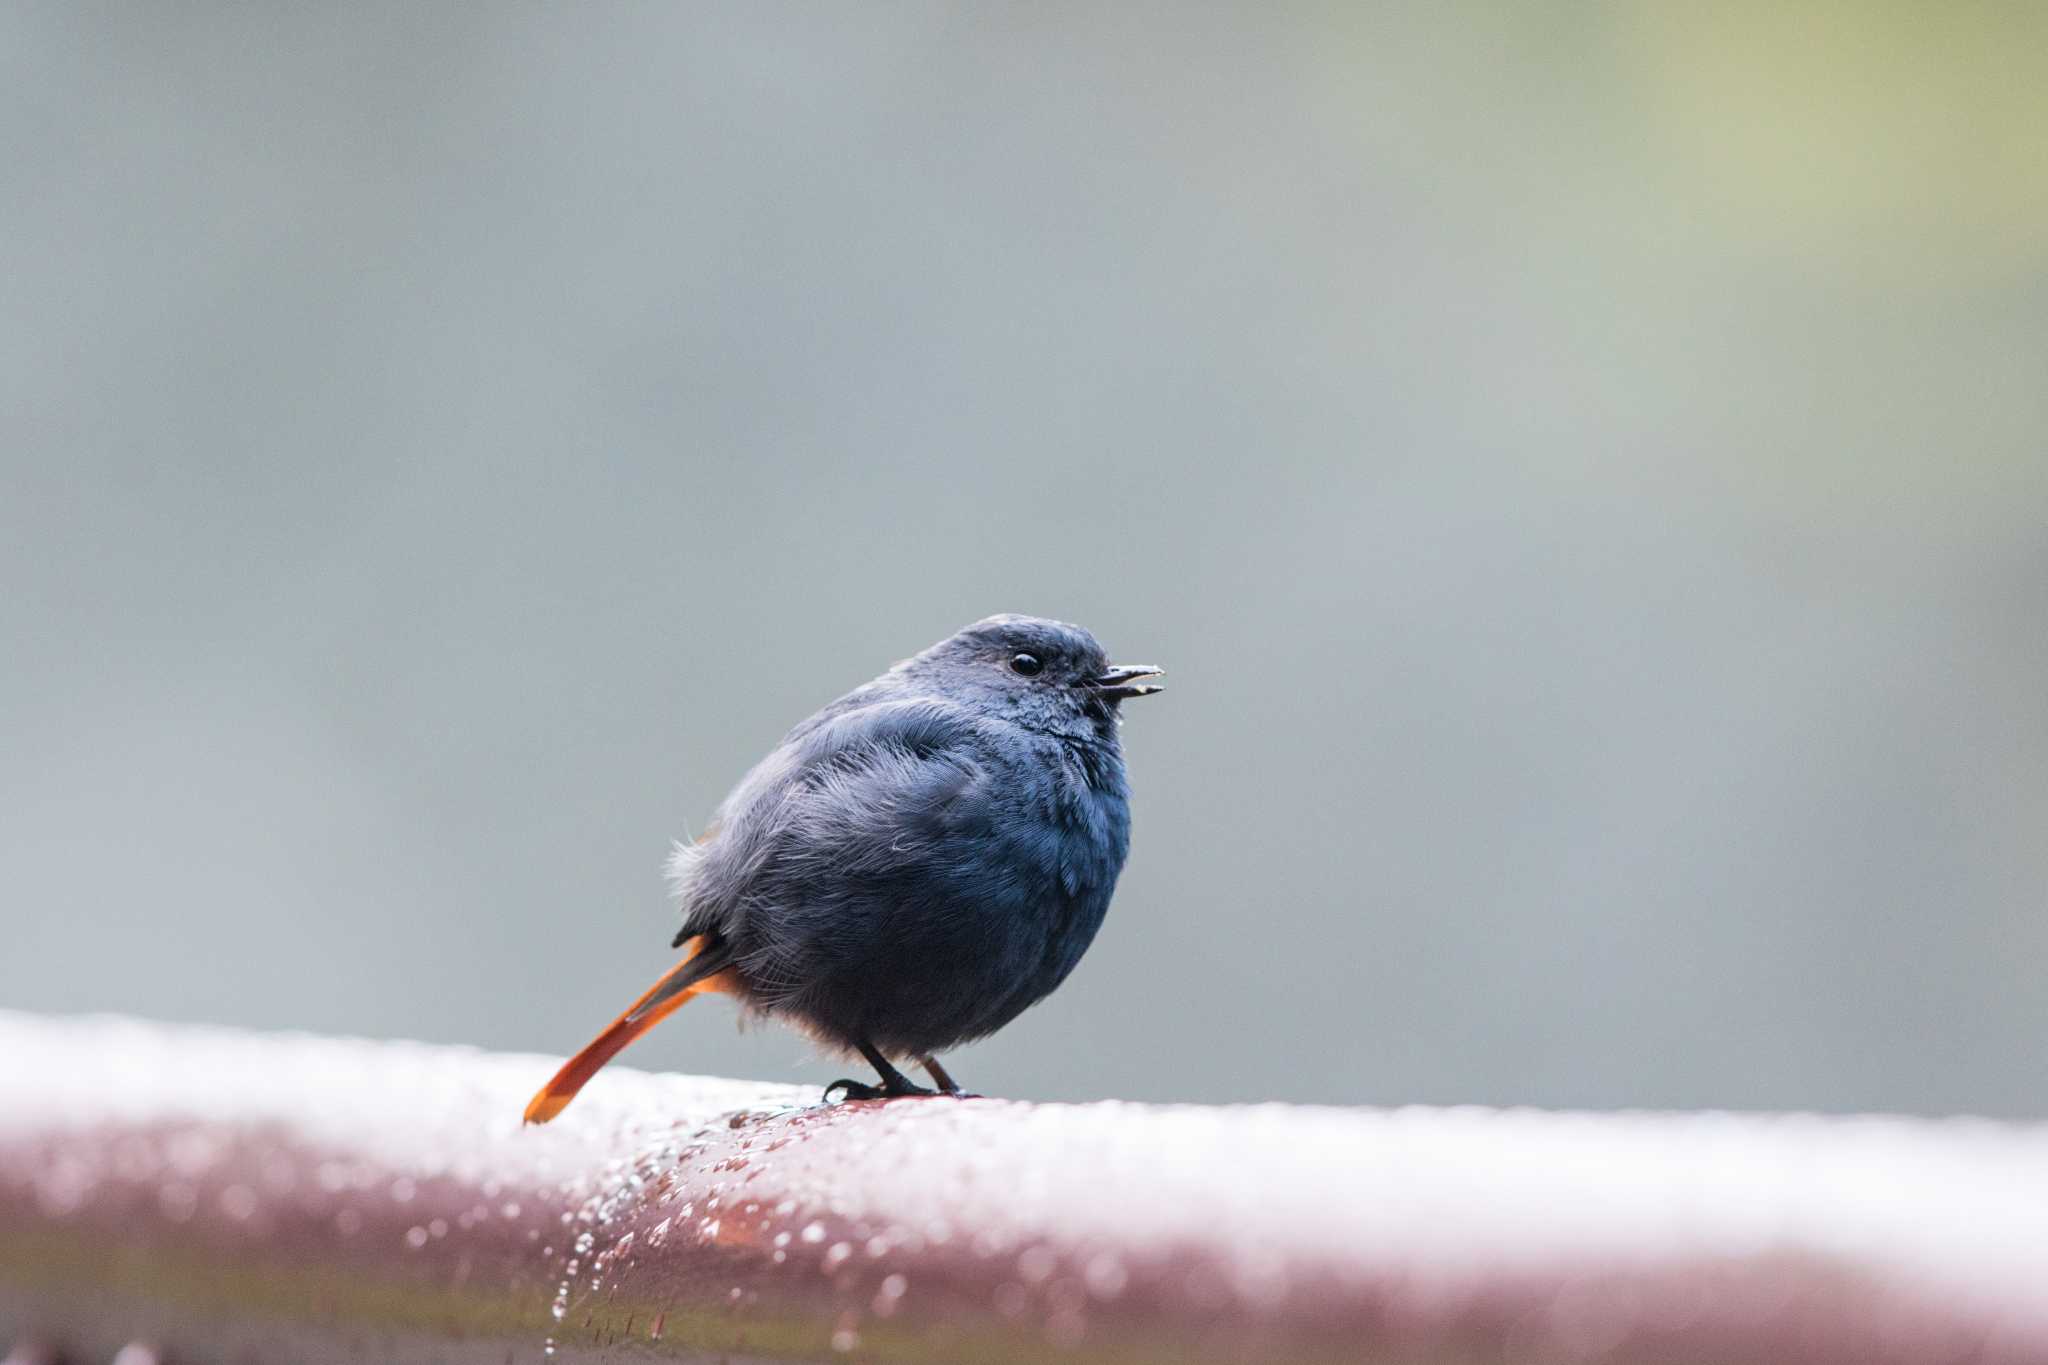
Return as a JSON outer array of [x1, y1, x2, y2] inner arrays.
[[3, 1011, 2046, 1363]]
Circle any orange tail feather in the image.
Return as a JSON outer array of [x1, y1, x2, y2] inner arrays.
[[523, 936, 739, 1124]]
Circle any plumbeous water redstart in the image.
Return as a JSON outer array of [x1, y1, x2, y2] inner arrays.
[[524, 614, 1161, 1120]]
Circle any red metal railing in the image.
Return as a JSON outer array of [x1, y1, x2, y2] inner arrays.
[[3, 1010, 2046, 1363]]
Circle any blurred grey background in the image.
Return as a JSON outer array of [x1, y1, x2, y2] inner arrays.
[[4, 5, 2044, 1115]]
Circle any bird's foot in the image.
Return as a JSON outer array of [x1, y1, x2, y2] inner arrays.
[[823, 1076, 937, 1103], [823, 1078, 882, 1102]]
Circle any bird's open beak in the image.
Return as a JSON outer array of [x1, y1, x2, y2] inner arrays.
[[1089, 664, 1165, 700]]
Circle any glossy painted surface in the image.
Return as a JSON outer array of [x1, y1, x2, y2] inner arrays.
[[3, 1012, 2047, 1363]]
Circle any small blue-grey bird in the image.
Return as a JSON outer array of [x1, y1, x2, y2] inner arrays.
[[524, 615, 1161, 1120]]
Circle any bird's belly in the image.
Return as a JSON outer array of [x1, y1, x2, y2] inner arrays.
[[751, 870, 1111, 1058]]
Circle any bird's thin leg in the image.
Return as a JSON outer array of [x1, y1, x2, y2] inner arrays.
[[824, 1040, 936, 1102], [859, 1041, 936, 1096], [921, 1055, 964, 1094]]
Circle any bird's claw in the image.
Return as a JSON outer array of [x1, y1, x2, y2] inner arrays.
[[823, 1077, 940, 1103], [823, 1078, 884, 1102]]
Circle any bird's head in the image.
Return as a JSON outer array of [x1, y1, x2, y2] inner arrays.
[[910, 614, 1163, 737]]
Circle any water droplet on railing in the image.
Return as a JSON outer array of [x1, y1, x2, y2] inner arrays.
[[218, 1184, 258, 1222], [1017, 1245, 1057, 1284], [1084, 1252, 1129, 1300], [873, 1272, 909, 1317]]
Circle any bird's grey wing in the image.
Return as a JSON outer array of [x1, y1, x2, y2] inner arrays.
[[670, 698, 993, 936]]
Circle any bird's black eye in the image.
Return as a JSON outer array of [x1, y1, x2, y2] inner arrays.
[[1009, 652, 1044, 677]]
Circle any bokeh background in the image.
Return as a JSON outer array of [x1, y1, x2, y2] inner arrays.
[[5, 4, 2044, 1116]]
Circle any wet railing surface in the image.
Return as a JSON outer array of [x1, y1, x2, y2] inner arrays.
[[3, 1012, 2047, 1364]]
